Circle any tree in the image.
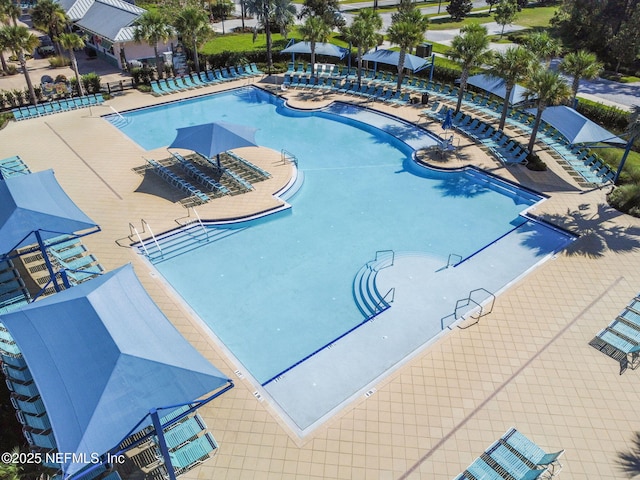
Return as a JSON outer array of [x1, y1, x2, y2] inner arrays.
[[133, 11, 173, 78], [0, 0, 21, 73], [246, 0, 274, 73], [488, 46, 534, 130], [559, 50, 603, 105], [613, 105, 640, 184], [1, 25, 39, 105], [447, 23, 492, 113], [341, 8, 382, 87], [523, 31, 561, 66], [299, 0, 343, 28], [273, 0, 296, 39], [486, 0, 500, 13], [173, 6, 210, 72], [524, 67, 571, 154], [58, 32, 86, 96], [298, 15, 331, 77], [387, 0, 429, 91], [210, 0, 234, 34], [446, 0, 473, 21], [608, 4, 640, 73], [494, 0, 518, 37], [30, 0, 68, 56]]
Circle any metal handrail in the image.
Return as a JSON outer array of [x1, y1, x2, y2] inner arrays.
[[129, 223, 150, 257], [375, 249, 395, 268], [372, 287, 395, 314], [447, 253, 462, 268], [141, 219, 162, 256], [454, 287, 496, 328], [281, 149, 298, 166], [189, 207, 208, 241]]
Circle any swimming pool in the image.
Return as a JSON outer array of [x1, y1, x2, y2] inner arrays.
[[106, 87, 574, 432]]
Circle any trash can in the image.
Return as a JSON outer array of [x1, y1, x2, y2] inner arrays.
[[421, 92, 430, 105]]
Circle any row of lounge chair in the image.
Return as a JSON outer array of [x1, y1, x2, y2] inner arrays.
[[150, 64, 264, 96], [171, 153, 230, 196], [12, 94, 105, 121], [591, 294, 640, 372], [0, 260, 30, 317], [45, 235, 104, 285], [0, 155, 30, 179], [423, 105, 528, 166], [436, 89, 617, 185], [146, 158, 210, 203], [283, 75, 414, 106], [456, 428, 564, 480]]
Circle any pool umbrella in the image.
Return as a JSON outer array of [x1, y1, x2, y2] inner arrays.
[[169, 121, 258, 167], [1, 264, 233, 479], [0, 169, 100, 292]]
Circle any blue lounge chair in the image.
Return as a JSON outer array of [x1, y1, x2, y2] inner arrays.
[[158, 79, 176, 93], [190, 73, 206, 86], [150, 81, 166, 95], [501, 428, 564, 473], [484, 442, 547, 480], [250, 62, 263, 74], [167, 78, 182, 91], [464, 457, 503, 480], [181, 75, 198, 88]]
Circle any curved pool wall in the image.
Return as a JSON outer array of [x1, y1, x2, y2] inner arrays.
[[107, 87, 575, 433]]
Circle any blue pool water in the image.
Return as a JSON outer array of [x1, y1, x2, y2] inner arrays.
[[106, 88, 572, 420]]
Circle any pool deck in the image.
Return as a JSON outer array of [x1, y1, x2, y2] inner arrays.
[[3, 75, 640, 479]]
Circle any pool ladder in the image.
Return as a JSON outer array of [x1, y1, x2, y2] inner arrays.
[[441, 288, 495, 329], [281, 149, 298, 166], [129, 219, 162, 258]]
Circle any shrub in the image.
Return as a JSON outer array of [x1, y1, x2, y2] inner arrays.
[[130, 67, 143, 84], [4, 90, 15, 106], [432, 64, 460, 84], [12, 89, 23, 105], [575, 99, 629, 133], [49, 55, 71, 68], [607, 183, 640, 217], [5, 64, 17, 75], [82, 72, 102, 94], [526, 152, 547, 171], [137, 84, 152, 93]]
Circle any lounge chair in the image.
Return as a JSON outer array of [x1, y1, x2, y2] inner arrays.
[[189, 73, 206, 86], [167, 78, 182, 91], [181, 76, 198, 88], [501, 428, 564, 475], [150, 81, 167, 96], [483, 441, 548, 480]]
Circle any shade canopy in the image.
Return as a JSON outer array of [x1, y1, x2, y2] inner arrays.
[[362, 49, 431, 72], [525, 105, 626, 145], [467, 74, 530, 105], [0, 264, 231, 477], [0, 169, 98, 256], [281, 41, 349, 59], [169, 121, 258, 159]]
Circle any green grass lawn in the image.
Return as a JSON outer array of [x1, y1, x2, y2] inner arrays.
[[427, 5, 558, 30], [200, 30, 349, 55]]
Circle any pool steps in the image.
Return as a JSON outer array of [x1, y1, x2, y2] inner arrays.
[[352, 253, 394, 319], [140, 224, 245, 263]]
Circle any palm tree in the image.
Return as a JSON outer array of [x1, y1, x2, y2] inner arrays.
[[447, 23, 492, 114], [341, 8, 382, 87], [387, 0, 429, 91], [0, 0, 21, 73], [30, 0, 68, 56], [173, 6, 210, 73], [273, 0, 296, 39], [298, 16, 332, 77], [524, 67, 571, 154], [1, 24, 39, 104], [487, 46, 534, 130], [133, 11, 173, 78], [559, 50, 603, 106], [524, 31, 561, 67], [58, 32, 85, 96], [613, 105, 640, 184], [245, 0, 274, 73], [1, 0, 21, 25]]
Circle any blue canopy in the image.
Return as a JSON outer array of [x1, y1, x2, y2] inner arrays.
[[362, 49, 431, 72], [169, 121, 258, 159], [281, 41, 349, 59], [0, 264, 231, 477], [467, 74, 530, 105], [0, 169, 98, 256], [524, 105, 626, 145]]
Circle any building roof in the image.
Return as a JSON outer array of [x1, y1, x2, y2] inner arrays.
[[59, 0, 145, 42]]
